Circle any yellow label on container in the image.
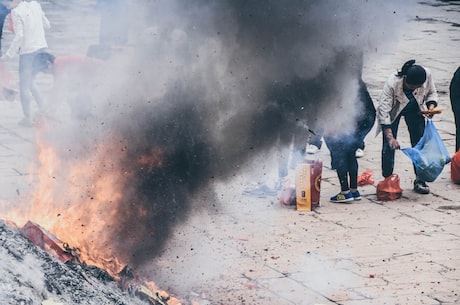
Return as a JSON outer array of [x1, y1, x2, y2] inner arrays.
[[295, 163, 312, 211]]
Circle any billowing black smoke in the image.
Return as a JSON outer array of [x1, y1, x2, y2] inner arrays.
[[43, 0, 409, 267]]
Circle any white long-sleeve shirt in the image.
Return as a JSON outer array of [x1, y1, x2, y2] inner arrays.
[[5, 0, 50, 58]]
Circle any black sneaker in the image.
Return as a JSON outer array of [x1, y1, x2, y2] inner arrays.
[[414, 180, 430, 194]]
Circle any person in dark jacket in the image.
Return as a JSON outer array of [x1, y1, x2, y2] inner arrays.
[[450, 67, 460, 152], [324, 78, 376, 203]]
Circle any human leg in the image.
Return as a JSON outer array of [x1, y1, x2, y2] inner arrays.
[[324, 135, 354, 203], [404, 113, 425, 147], [381, 118, 400, 178], [455, 112, 460, 152], [347, 148, 361, 200], [330, 167, 353, 203], [451, 94, 460, 152], [453, 110, 460, 152], [348, 154, 359, 190], [18, 54, 35, 121], [336, 168, 350, 192], [404, 111, 430, 193], [450, 68, 460, 151], [30, 81, 45, 113]]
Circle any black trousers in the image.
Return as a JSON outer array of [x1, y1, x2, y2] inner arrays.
[[450, 67, 460, 152], [381, 107, 425, 179], [324, 135, 359, 192]]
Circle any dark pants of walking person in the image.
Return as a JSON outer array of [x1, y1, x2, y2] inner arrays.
[[325, 79, 375, 193], [19, 50, 46, 120], [450, 67, 460, 152], [381, 99, 425, 178], [325, 136, 359, 191]]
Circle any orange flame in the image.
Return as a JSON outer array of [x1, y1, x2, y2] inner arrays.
[[4, 129, 163, 275], [2, 128, 189, 304]]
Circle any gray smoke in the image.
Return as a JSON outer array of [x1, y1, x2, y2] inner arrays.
[[36, 0, 414, 268]]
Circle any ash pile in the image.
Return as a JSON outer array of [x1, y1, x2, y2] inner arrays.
[[0, 220, 173, 305]]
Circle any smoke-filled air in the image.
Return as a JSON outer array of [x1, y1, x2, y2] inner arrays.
[[7, 0, 415, 273]]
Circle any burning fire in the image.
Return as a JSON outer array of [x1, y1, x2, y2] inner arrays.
[[3, 127, 186, 304], [18, 128, 130, 274]]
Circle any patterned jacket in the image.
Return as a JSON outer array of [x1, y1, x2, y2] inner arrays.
[[376, 66, 438, 135]]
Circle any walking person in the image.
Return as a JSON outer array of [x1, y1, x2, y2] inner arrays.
[[450, 66, 460, 152], [325, 78, 376, 203], [1, 0, 50, 127], [377, 59, 438, 194]]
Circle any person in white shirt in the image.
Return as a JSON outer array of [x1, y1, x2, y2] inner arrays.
[[1, 0, 50, 127]]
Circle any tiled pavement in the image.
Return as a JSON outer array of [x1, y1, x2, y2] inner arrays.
[[0, 1, 459, 305], [149, 2, 460, 305]]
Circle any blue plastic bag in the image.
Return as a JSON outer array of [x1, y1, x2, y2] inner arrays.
[[401, 119, 451, 182]]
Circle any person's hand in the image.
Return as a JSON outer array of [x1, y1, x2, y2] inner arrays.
[[388, 137, 400, 150], [384, 128, 400, 150], [422, 102, 440, 119], [425, 105, 435, 118]]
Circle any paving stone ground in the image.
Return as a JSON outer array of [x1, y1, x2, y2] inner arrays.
[[148, 2, 460, 304], [0, 1, 459, 305]]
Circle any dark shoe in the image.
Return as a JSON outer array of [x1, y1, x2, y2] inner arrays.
[[350, 190, 361, 200], [414, 180, 430, 194], [330, 192, 354, 203]]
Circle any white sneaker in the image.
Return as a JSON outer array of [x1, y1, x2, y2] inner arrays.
[[355, 148, 364, 158], [305, 144, 319, 154]]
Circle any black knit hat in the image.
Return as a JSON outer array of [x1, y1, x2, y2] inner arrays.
[[405, 65, 426, 85]]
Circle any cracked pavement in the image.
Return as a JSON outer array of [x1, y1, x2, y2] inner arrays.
[[0, 1, 458, 305]]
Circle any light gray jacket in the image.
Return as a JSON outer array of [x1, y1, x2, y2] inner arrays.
[[376, 66, 438, 135]]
